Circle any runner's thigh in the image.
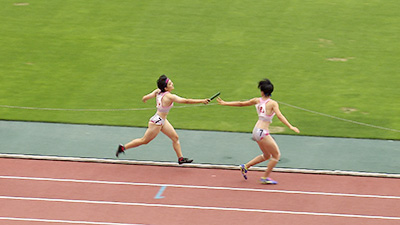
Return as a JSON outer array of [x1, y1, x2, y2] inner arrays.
[[143, 122, 162, 142], [161, 120, 179, 140]]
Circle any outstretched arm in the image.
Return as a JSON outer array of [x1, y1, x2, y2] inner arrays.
[[272, 101, 300, 133], [169, 94, 209, 104], [217, 97, 258, 107], [142, 89, 160, 103]]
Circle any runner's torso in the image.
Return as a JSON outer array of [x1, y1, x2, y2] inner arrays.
[[156, 91, 174, 114], [255, 98, 275, 129]]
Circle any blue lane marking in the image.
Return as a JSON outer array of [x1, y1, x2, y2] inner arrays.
[[154, 186, 167, 199]]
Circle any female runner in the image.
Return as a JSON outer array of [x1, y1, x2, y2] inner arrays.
[[217, 79, 300, 184], [116, 75, 210, 164]]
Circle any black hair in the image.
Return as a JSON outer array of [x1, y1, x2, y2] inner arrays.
[[258, 79, 274, 96], [157, 74, 169, 92]]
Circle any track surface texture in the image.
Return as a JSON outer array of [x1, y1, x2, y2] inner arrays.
[[0, 158, 399, 225]]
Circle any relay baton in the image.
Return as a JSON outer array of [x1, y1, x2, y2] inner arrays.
[[208, 92, 221, 102]]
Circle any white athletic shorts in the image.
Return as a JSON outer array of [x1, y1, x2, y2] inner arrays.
[[252, 127, 269, 142], [149, 113, 165, 126]]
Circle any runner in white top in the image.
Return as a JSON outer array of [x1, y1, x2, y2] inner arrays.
[[217, 79, 300, 184], [116, 75, 210, 164]]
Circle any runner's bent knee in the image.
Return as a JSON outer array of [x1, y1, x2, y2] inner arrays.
[[262, 154, 271, 160], [141, 137, 151, 145], [271, 152, 280, 161], [172, 136, 179, 143]]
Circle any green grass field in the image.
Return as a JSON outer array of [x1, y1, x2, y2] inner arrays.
[[1, 0, 399, 140]]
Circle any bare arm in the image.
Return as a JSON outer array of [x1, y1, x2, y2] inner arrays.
[[142, 89, 160, 103], [272, 101, 300, 133], [217, 97, 259, 107], [168, 94, 209, 104]]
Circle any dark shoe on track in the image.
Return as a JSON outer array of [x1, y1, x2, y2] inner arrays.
[[178, 157, 193, 164], [116, 144, 125, 157]]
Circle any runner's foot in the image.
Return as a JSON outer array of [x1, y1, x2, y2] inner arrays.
[[240, 164, 248, 180], [260, 177, 278, 185], [178, 157, 193, 164], [116, 144, 125, 157]]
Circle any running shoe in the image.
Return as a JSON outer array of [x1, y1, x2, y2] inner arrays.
[[239, 164, 248, 180], [260, 177, 278, 185], [178, 157, 193, 164], [116, 144, 125, 157]]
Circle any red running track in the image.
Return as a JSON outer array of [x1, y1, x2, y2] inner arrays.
[[0, 158, 399, 225]]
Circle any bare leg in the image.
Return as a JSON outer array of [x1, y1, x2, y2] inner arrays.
[[258, 135, 281, 178], [124, 122, 162, 150], [245, 153, 270, 169], [161, 119, 182, 158]]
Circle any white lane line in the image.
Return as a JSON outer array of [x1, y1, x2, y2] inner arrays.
[[0, 216, 145, 225], [0, 195, 399, 221], [1, 175, 399, 200]]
